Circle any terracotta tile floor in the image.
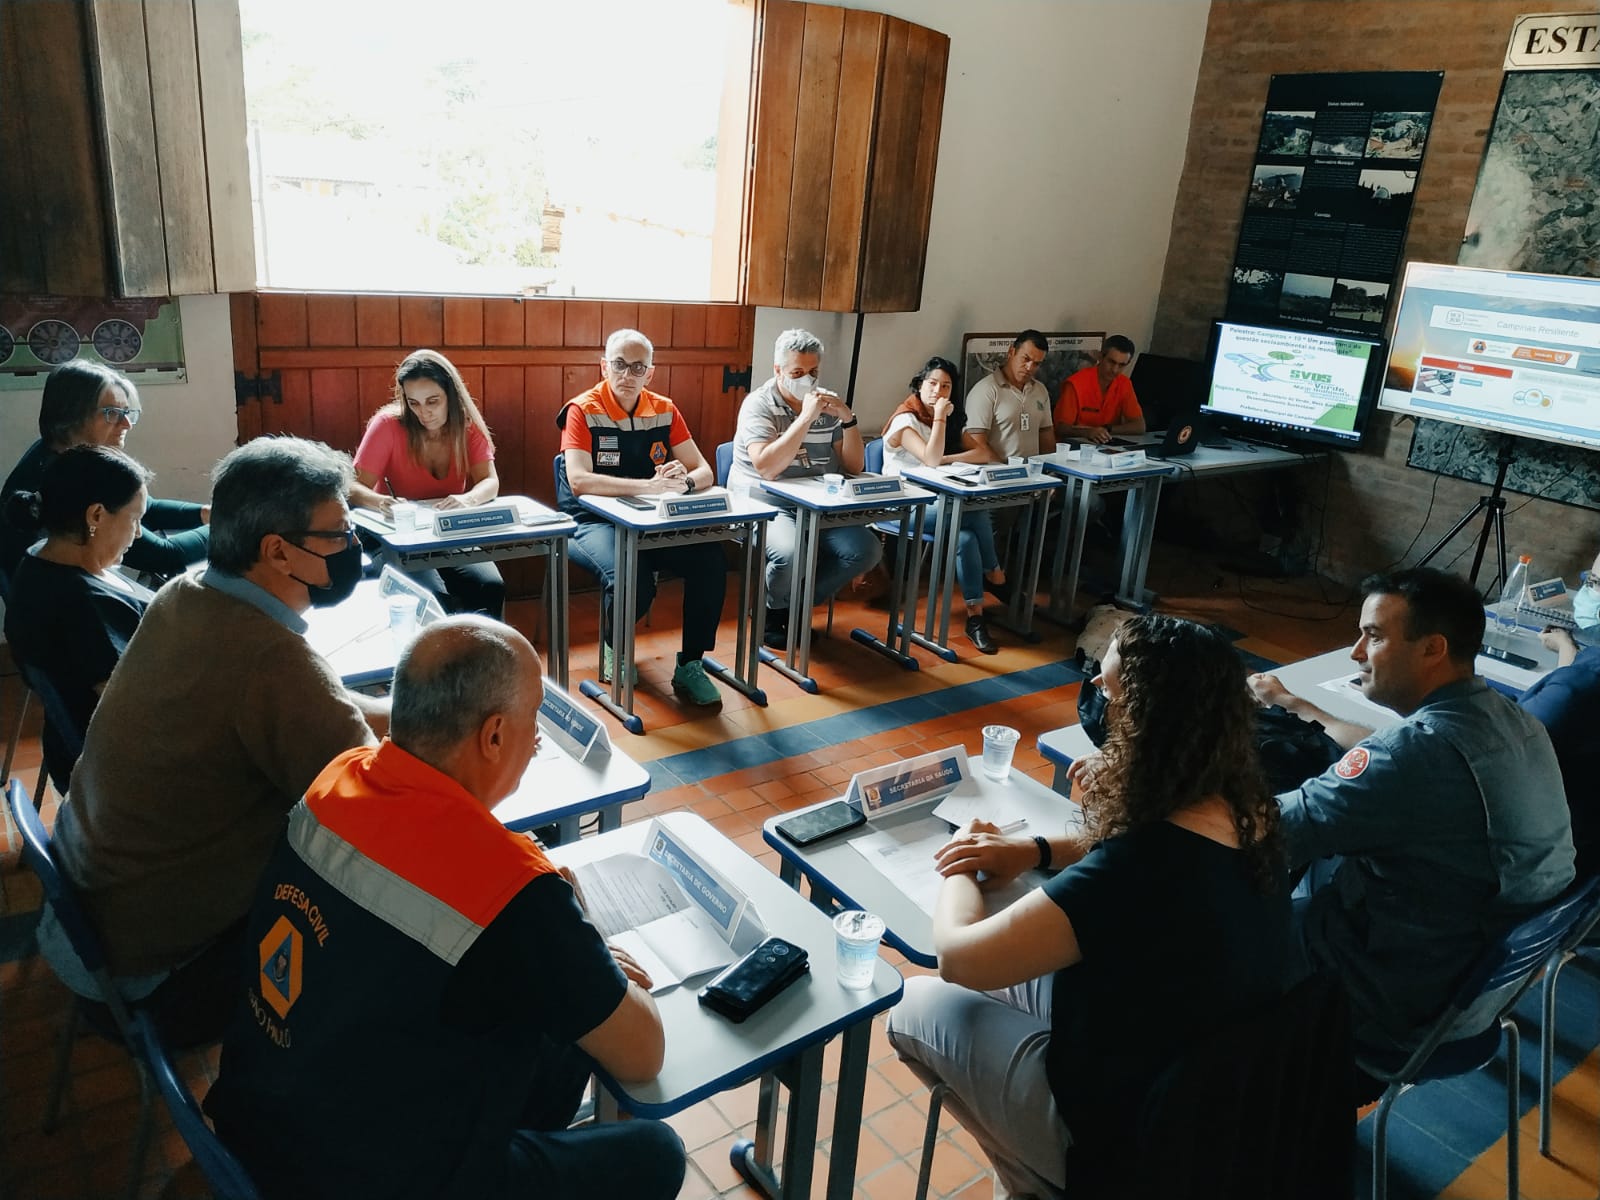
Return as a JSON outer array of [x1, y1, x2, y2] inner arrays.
[[0, 544, 1356, 1199]]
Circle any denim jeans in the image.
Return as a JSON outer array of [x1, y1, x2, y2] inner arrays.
[[570, 521, 727, 658], [921, 508, 1000, 605], [764, 513, 882, 611]]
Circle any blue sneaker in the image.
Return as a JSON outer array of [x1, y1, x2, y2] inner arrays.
[[600, 644, 638, 686], [671, 658, 721, 706]]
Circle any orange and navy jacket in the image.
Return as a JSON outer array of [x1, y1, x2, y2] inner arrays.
[[204, 742, 626, 1200], [554, 380, 691, 521]]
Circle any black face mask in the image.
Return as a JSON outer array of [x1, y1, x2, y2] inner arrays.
[[290, 539, 363, 608]]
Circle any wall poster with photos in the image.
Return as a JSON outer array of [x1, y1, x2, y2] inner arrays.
[[1228, 72, 1443, 337]]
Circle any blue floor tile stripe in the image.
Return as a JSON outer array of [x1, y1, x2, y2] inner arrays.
[[653, 658, 1088, 789]]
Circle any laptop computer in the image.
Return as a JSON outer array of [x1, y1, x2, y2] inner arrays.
[[1145, 409, 1206, 459]]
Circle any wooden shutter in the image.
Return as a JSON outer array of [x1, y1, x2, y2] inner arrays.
[[744, 0, 948, 314]]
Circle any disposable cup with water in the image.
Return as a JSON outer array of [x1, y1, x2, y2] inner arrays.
[[981, 724, 1021, 782], [389, 596, 418, 645], [392, 502, 418, 532], [822, 473, 844, 495], [834, 910, 884, 989]]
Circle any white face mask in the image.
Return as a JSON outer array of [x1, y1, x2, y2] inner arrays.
[[1574, 584, 1600, 629], [784, 373, 816, 401]]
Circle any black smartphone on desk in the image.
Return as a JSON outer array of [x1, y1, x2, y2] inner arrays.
[[698, 937, 810, 1022], [775, 801, 866, 847], [615, 495, 655, 511]]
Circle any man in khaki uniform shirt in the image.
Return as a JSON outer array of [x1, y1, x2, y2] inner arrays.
[[964, 330, 1057, 461]]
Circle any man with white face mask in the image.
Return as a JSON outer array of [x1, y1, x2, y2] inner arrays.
[[1520, 549, 1600, 872], [727, 328, 882, 648]]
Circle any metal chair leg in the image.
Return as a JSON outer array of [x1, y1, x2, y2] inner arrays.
[[1539, 949, 1572, 1156], [2, 688, 31, 785], [914, 1083, 946, 1200], [1371, 1083, 1400, 1200], [43, 997, 82, 1132], [1504, 1016, 1520, 1200], [125, 1064, 154, 1200]]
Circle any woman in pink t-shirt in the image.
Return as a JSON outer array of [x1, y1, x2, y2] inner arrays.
[[350, 349, 504, 617]]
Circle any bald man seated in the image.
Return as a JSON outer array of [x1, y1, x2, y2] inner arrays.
[[206, 617, 686, 1200]]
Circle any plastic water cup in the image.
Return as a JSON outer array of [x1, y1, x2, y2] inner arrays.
[[822, 473, 844, 495], [834, 910, 884, 989], [392, 502, 418, 532], [388, 596, 418, 645], [981, 724, 1021, 782]]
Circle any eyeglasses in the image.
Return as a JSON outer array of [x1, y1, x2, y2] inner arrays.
[[1583, 571, 1600, 591], [608, 358, 651, 378], [287, 527, 359, 550], [97, 405, 141, 426]]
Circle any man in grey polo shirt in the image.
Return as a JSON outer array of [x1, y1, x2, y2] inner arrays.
[[40, 436, 387, 1044], [964, 330, 1056, 461], [728, 328, 882, 648], [1252, 567, 1574, 1070]]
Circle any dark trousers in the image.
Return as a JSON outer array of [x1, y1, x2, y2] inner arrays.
[[570, 522, 727, 659], [413, 562, 506, 621], [495, 1038, 685, 1200]]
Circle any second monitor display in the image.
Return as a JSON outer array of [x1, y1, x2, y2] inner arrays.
[[1201, 320, 1385, 449]]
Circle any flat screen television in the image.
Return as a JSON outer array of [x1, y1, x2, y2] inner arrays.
[[1200, 320, 1386, 449], [1380, 262, 1600, 452]]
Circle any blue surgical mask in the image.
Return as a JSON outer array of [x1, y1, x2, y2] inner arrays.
[[1574, 585, 1600, 628]]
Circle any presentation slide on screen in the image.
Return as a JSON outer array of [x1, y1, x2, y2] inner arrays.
[[1207, 324, 1374, 435], [1382, 265, 1600, 449]]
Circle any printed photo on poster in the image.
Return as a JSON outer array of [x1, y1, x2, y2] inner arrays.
[[1259, 110, 1315, 156]]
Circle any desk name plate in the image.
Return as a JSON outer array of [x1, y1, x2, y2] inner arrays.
[[844, 476, 903, 498], [433, 504, 519, 535], [657, 493, 733, 519], [538, 681, 612, 762], [648, 820, 750, 937], [847, 747, 968, 817], [977, 464, 1031, 484]]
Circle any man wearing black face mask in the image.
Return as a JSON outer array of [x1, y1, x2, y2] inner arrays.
[[41, 437, 386, 1046]]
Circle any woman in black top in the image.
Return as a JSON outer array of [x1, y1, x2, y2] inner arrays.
[[886, 615, 1290, 1197], [4, 445, 156, 791], [0, 360, 208, 580]]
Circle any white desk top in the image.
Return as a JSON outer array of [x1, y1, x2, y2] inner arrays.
[[577, 489, 779, 531], [491, 729, 650, 832], [547, 812, 902, 1117], [1126, 436, 1315, 477], [1035, 449, 1175, 483], [759, 475, 936, 513], [901, 463, 1062, 499], [303, 580, 396, 688], [761, 756, 1079, 967], [353, 495, 575, 551]]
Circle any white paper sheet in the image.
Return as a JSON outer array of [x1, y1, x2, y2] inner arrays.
[[931, 792, 1028, 833], [849, 816, 956, 915], [1314, 673, 1398, 722], [575, 854, 740, 993], [572, 854, 689, 939]]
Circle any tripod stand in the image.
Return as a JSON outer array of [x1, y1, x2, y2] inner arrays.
[[1417, 436, 1513, 590]]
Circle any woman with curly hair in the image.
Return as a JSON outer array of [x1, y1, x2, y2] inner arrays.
[[349, 349, 504, 617], [886, 615, 1290, 1198]]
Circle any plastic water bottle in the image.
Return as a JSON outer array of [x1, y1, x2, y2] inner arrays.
[[1491, 554, 1533, 645]]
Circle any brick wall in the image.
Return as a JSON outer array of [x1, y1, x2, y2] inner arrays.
[[1152, 0, 1600, 586]]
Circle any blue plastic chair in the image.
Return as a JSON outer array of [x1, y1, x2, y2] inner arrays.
[[715, 440, 734, 488], [1363, 875, 1600, 1200], [125, 1009, 262, 1200], [16, 658, 86, 804], [6, 778, 153, 1200]]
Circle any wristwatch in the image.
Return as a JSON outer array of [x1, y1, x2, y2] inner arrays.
[[685, 476, 697, 494], [840, 416, 859, 430]]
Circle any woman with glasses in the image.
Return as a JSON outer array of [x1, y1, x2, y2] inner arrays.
[[349, 349, 505, 618], [4, 445, 154, 791], [1520, 550, 1600, 873], [881, 356, 1007, 654], [0, 360, 209, 581]]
